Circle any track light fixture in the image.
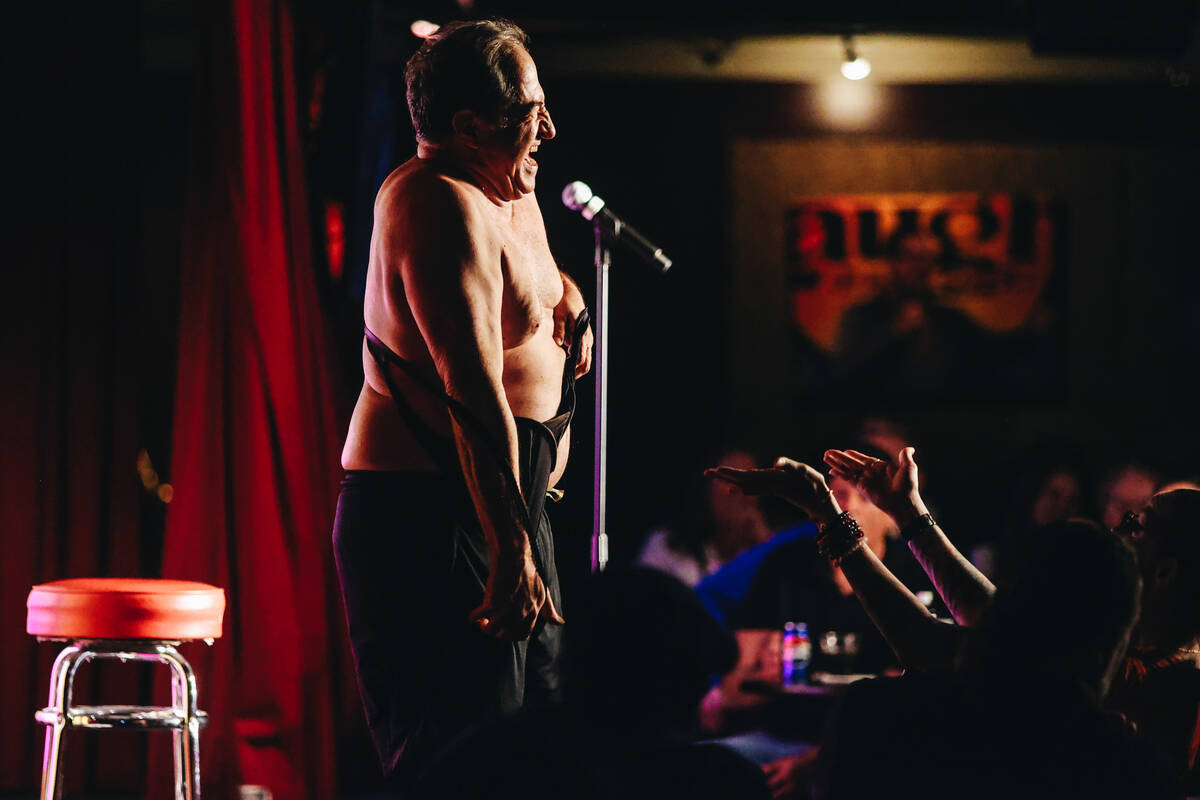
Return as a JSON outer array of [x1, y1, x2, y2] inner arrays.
[[410, 20, 440, 39], [840, 35, 871, 80]]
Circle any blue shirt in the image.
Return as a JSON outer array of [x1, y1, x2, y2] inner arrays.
[[693, 523, 817, 628]]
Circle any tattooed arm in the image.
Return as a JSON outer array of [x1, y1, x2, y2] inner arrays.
[[824, 447, 996, 626]]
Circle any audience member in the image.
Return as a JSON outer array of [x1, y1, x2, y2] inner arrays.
[[820, 448, 1200, 793], [692, 421, 915, 630], [709, 449, 962, 674], [1100, 462, 1160, 529], [637, 449, 773, 587], [706, 449, 943, 798], [816, 520, 1180, 800], [725, 467, 936, 693], [416, 567, 771, 800], [970, 447, 1087, 579], [693, 525, 814, 630], [1108, 488, 1200, 794], [1159, 477, 1200, 494]]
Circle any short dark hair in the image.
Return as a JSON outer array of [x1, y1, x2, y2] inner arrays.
[[405, 19, 530, 143]]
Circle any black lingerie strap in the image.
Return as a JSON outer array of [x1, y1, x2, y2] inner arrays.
[[365, 326, 539, 546], [363, 328, 460, 477], [363, 312, 589, 536], [545, 308, 589, 438]]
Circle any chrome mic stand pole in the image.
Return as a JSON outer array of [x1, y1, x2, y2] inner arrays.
[[591, 223, 610, 572]]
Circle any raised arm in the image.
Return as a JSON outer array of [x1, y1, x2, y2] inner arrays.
[[824, 447, 995, 626], [707, 459, 962, 672], [384, 177, 561, 640]]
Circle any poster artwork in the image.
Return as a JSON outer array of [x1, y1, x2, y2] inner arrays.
[[785, 193, 1066, 403]]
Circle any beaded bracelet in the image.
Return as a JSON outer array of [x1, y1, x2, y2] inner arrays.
[[817, 511, 866, 566]]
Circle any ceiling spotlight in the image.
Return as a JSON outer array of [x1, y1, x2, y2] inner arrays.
[[410, 20, 440, 39], [840, 35, 871, 81]]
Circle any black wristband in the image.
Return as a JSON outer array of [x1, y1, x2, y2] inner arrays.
[[900, 513, 936, 542]]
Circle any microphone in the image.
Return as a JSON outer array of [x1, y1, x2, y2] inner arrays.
[[561, 181, 672, 273]]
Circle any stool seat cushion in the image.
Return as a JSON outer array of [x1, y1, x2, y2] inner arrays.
[[27, 579, 225, 640]]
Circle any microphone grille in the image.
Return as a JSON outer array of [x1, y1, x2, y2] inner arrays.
[[561, 181, 593, 211]]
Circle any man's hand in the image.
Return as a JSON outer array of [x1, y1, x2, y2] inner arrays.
[[762, 750, 819, 799], [823, 446, 927, 528], [706, 457, 840, 523], [469, 549, 564, 640], [553, 271, 593, 378]]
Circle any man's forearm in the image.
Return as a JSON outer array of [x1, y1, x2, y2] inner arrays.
[[445, 381, 530, 558], [454, 434, 530, 559]]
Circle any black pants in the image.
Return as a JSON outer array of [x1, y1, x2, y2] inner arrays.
[[332, 470, 564, 789]]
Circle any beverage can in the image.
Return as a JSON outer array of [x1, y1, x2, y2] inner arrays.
[[782, 621, 810, 686]]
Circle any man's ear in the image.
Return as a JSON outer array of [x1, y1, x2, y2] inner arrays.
[[451, 109, 482, 148]]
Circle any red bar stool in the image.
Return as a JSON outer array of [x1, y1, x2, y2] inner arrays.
[[26, 578, 226, 800]]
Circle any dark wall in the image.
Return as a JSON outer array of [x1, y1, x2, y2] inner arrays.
[[527, 75, 1200, 588]]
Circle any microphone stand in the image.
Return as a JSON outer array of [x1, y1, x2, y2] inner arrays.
[[591, 223, 610, 572]]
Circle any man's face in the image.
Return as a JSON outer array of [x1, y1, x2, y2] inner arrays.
[[478, 47, 555, 200]]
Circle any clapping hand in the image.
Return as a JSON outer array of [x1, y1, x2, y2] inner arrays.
[[705, 457, 840, 523], [823, 447, 925, 527]]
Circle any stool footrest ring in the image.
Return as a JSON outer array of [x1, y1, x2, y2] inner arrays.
[[36, 705, 209, 730]]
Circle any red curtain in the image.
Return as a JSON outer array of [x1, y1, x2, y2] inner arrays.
[[150, 0, 349, 797], [1, 5, 151, 793]]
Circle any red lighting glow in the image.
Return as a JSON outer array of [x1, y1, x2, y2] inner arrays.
[[325, 201, 345, 280]]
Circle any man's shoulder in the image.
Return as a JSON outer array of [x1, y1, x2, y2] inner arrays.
[[379, 161, 482, 211], [376, 160, 499, 236]]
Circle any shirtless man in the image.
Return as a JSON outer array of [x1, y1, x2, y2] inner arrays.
[[332, 20, 592, 785]]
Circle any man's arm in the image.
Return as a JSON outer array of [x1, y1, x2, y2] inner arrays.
[[385, 177, 561, 640], [824, 448, 995, 626]]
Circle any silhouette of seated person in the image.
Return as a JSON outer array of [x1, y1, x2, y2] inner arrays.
[[816, 447, 1200, 793], [709, 448, 1195, 796], [816, 519, 1180, 800], [415, 567, 771, 800], [1107, 488, 1200, 794], [637, 448, 773, 588]]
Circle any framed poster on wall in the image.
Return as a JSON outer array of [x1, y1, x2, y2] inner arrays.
[[784, 193, 1067, 404]]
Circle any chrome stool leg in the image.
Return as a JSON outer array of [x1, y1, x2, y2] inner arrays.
[[163, 645, 202, 800], [27, 580, 223, 800], [39, 645, 86, 800]]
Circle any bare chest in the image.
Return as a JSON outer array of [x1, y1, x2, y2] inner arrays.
[[497, 209, 562, 348]]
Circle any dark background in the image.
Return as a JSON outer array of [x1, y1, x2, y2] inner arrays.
[[4, 0, 1199, 795]]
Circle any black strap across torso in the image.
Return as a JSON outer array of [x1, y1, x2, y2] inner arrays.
[[362, 311, 588, 519]]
